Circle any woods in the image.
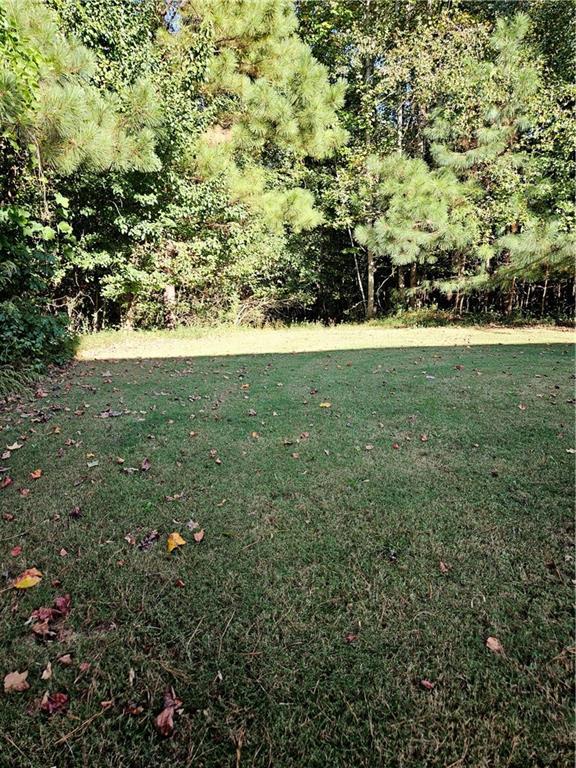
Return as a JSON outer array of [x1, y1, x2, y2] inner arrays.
[[1, 0, 574, 366]]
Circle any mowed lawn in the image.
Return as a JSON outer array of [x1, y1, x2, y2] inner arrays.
[[0, 326, 574, 768]]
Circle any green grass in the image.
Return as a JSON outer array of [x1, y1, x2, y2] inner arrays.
[[0, 327, 574, 767]]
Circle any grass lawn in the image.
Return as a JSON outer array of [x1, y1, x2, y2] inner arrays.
[[0, 325, 574, 767]]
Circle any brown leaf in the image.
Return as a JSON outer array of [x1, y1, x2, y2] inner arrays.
[[41, 662, 52, 681], [4, 670, 30, 693], [486, 636, 504, 655], [344, 633, 358, 644], [40, 691, 69, 715], [439, 561, 451, 574], [193, 529, 205, 543], [57, 654, 73, 666], [125, 703, 144, 716], [420, 434, 429, 442], [30, 469, 43, 480], [32, 620, 54, 638], [154, 687, 182, 736]]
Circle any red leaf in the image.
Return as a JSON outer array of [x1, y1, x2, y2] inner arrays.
[[10, 545, 22, 557], [193, 529, 205, 543], [420, 679, 435, 690], [392, 443, 400, 450], [0, 476, 13, 489], [40, 691, 69, 715], [53, 594, 72, 618]]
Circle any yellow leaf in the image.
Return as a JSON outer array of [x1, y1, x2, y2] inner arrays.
[[13, 567, 42, 589], [319, 402, 332, 408], [167, 532, 186, 553]]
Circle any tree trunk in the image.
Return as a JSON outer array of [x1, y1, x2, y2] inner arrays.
[[506, 277, 516, 315], [164, 284, 177, 328], [366, 249, 375, 319], [409, 262, 417, 308], [397, 267, 406, 306]]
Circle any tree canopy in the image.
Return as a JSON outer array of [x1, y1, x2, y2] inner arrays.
[[1, 0, 574, 365]]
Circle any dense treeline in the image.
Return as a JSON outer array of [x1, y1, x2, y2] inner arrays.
[[0, 0, 574, 365]]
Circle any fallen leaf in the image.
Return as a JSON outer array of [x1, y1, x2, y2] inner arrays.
[[392, 443, 400, 450], [59, 548, 68, 558], [125, 703, 144, 716], [79, 662, 91, 673], [30, 469, 43, 480], [69, 506, 82, 519], [174, 579, 185, 588], [6, 442, 23, 451], [1, 476, 13, 489], [154, 687, 182, 736], [138, 530, 159, 550], [420, 679, 435, 690], [57, 654, 73, 666], [116, 456, 125, 464], [40, 691, 69, 715], [10, 545, 22, 557], [167, 532, 186, 553], [13, 568, 42, 589], [41, 662, 52, 680], [319, 402, 332, 408], [193, 529, 205, 543], [19, 488, 30, 497], [420, 434, 429, 442], [291, 452, 300, 459], [439, 561, 451, 574], [140, 457, 151, 472], [3, 512, 15, 521], [32, 620, 53, 638], [344, 633, 358, 644], [53, 594, 71, 617], [365, 444, 374, 451], [4, 670, 30, 693], [486, 636, 504, 655], [518, 403, 527, 411]]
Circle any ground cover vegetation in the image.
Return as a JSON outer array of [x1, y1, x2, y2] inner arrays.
[[0, 327, 573, 765], [0, 0, 574, 374]]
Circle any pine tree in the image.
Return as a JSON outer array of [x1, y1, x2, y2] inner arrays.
[[354, 154, 481, 309], [183, 0, 347, 232]]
